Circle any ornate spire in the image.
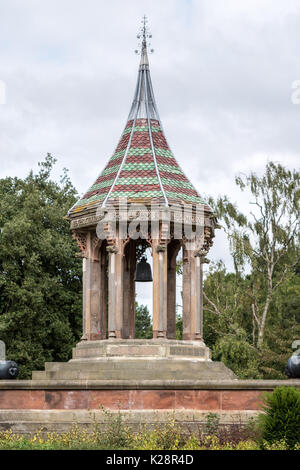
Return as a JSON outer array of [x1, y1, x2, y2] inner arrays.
[[136, 15, 153, 69], [68, 19, 205, 216]]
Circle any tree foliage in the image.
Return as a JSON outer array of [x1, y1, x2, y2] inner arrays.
[[209, 162, 300, 349], [135, 303, 152, 339], [0, 155, 82, 378], [204, 162, 300, 378]]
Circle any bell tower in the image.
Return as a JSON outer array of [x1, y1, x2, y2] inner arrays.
[[33, 18, 236, 381], [68, 17, 216, 342]]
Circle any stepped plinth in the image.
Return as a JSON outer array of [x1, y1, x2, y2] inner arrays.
[[32, 340, 237, 381]]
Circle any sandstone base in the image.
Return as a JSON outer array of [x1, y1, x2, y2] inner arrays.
[[1, 340, 299, 436], [32, 339, 237, 381]]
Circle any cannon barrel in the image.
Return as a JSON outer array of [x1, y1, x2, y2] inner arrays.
[[285, 355, 300, 379], [0, 361, 19, 379]]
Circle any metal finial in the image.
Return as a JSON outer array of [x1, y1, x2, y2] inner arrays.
[[135, 15, 154, 56]]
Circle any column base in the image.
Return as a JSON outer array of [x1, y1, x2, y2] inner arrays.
[[167, 333, 176, 340], [152, 330, 167, 339], [183, 333, 203, 341], [195, 333, 203, 341], [108, 330, 123, 339], [87, 333, 104, 341]]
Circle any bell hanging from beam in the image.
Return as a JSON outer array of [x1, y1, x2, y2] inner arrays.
[[134, 256, 153, 282]]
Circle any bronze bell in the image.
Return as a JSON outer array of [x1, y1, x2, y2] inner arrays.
[[134, 256, 153, 282]]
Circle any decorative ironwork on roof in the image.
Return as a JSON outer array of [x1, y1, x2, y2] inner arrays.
[[69, 18, 205, 216]]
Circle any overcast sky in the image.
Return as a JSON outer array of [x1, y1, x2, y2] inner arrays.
[[0, 0, 299, 308]]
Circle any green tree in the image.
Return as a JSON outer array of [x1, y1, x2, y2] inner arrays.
[[203, 261, 260, 378], [209, 162, 300, 349], [0, 154, 82, 378], [203, 261, 252, 343], [135, 303, 152, 339], [257, 259, 300, 378], [175, 314, 183, 340]]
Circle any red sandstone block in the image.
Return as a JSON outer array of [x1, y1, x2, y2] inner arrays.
[[45, 391, 89, 410], [0, 388, 272, 412], [175, 390, 221, 410], [129, 390, 176, 410], [221, 391, 264, 410], [0, 390, 45, 409], [88, 390, 131, 410]]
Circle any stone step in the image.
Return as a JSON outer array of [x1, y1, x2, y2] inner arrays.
[[73, 346, 209, 360], [72, 340, 211, 361], [45, 358, 210, 372], [40, 360, 236, 381], [31, 371, 47, 380]]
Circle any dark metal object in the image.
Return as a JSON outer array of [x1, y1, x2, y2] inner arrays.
[[134, 257, 152, 282], [0, 361, 19, 380], [285, 355, 300, 379]]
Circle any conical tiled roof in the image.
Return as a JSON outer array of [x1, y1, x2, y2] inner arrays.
[[69, 29, 205, 216]]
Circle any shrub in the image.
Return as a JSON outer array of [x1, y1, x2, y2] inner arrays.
[[0, 405, 298, 450], [203, 413, 220, 435], [92, 406, 132, 450], [131, 418, 182, 450], [260, 386, 300, 449]]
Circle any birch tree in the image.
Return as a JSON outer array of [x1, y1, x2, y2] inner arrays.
[[210, 162, 300, 349]]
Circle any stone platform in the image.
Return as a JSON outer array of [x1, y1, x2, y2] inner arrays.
[[1, 340, 298, 436], [32, 339, 237, 381]]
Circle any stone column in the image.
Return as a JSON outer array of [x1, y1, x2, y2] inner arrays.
[[194, 254, 202, 341], [182, 247, 192, 340], [167, 242, 181, 339], [99, 244, 107, 339], [128, 242, 136, 339], [123, 240, 136, 339], [182, 248, 204, 341], [122, 254, 130, 339], [107, 246, 117, 338], [81, 232, 103, 341], [199, 256, 204, 339], [107, 241, 124, 339], [152, 241, 167, 338], [167, 261, 176, 339], [81, 256, 87, 340], [199, 254, 210, 339]]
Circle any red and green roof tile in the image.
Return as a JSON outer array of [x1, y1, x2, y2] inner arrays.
[[69, 46, 206, 215]]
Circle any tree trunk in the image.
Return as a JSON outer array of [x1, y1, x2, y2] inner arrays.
[[257, 294, 271, 349], [251, 304, 256, 346]]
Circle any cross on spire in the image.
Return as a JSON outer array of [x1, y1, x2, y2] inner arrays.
[[135, 15, 154, 58], [142, 14, 147, 43]]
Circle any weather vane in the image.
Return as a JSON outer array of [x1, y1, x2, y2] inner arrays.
[[135, 15, 154, 55]]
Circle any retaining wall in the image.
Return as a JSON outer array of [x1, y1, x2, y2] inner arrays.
[[0, 379, 299, 435]]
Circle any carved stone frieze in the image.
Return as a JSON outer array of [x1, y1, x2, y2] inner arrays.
[[72, 231, 88, 257]]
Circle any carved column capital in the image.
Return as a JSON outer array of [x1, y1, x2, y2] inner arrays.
[[195, 247, 209, 259], [91, 232, 102, 261], [72, 231, 88, 258]]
